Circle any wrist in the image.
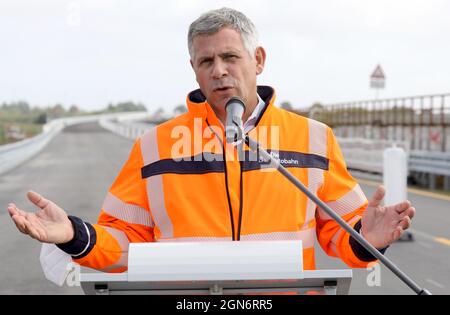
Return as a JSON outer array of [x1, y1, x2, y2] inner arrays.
[[56, 216, 96, 259], [350, 220, 389, 262], [65, 218, 75, 243], [360, 223, 389, 250], [56, 216, 76, 245]]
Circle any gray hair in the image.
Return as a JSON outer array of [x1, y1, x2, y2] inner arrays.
[[188, 7, 259, 60]]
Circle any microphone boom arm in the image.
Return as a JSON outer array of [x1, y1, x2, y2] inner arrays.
[[244, 134, 432, 295]]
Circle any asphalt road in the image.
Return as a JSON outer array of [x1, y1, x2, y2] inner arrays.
[[315, 182, 450, 295], [0, 123, 133, 294], [0, 122, 449, 295]]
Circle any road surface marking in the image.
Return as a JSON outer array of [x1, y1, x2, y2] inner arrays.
[[426, 279, 445, 289], [409, 229, 450, 248], [357, 178, 450, 202], [408, 188, 450, 202], [409, 229, 437, 241], [434, 237, 450, 247]]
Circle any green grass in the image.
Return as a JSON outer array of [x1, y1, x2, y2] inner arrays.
[[0, 122, 42, 145]]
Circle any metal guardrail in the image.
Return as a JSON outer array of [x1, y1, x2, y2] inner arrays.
[[338, 138, 409, 174], [99, 115, 153, 140], [0, 112, 150, 176], [0, 121, 64, 176], [409, 151, 450, 176], [338, 137, 450, 187]]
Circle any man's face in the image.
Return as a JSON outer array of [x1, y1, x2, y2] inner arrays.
[[190, 27, 265, 121]]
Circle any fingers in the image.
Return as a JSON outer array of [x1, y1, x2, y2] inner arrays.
[[393, 226, 403, 240], [391, 216, 412, 242], [11, 214, 43, 240], [22, 219, 42, 240], [7, 204, 18, 217], [391, 204, 415, 220], [27, 191, 49, 209], [368, 185, 386, 208], [386, 208, 414, 242], [393, 200, 412, 214], [8, 201, 45, 241], [404, 207, 415, 219], [11, 214, 28, 234], [399, 215, 412, 230], [7, 203, 28, 218]]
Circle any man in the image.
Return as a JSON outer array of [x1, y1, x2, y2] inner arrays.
[[8, 8, 414, 272]]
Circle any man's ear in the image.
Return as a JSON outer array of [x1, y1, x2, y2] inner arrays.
[[255, 46, 266, 75], [190, 59, 200, 84]]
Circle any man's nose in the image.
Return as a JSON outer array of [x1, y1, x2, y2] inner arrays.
[[211, 60, 228, 79]]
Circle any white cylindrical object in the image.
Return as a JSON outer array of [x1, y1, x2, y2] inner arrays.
[[383, 146, 408, 206]]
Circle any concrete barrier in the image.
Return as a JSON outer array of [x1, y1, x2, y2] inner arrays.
[[0, 112, 149, 176], [337, 137, 409, 174], [98, 113, 153, 140]]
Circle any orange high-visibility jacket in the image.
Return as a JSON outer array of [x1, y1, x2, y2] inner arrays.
[[59, 86, 377, 273]]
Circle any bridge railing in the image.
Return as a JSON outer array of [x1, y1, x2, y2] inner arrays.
[[337, 137, 410, 174], [409, 151, 450, 177], [309, 93, 450, 152], [99, 113, 153, 140], [0, 112, 149, 176], [338, 137, 450, 189]]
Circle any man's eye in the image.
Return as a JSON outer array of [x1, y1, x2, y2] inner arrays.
[[200, 60, 212, 66]]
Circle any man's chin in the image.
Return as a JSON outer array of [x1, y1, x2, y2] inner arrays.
[[208, 95, 234, 108]]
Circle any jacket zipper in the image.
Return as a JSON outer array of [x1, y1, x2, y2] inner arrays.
[[235, 89, 273, 239], [206, 119, 236, 241], [204, 89, 272, 242], [222, 146, 236, 241], [236, 160, 244, 241]]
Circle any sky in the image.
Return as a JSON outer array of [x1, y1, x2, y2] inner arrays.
[[1, 0, 449, 113]]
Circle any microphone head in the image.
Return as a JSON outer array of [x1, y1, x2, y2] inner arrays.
[[225, 97, 246, 113], [225, 97, 246, 143]]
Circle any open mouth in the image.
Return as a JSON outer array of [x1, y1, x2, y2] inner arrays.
[[214, 87, 234, 92]]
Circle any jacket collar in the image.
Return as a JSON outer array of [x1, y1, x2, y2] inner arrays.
[[186, 86, 277, 129]]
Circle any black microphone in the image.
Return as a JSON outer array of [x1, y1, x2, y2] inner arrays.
[[225, 97, 246, 143]]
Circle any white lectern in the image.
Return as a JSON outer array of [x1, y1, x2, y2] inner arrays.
[[80, 241, 352, 295]]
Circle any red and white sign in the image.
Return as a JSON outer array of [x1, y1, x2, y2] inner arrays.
[[370, 65, 386, 89]]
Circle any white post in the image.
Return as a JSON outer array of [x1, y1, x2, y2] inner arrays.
[[383, 145, 408, 206]]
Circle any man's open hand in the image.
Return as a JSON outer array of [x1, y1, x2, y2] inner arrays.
[[361, 186, 415, 249], [7, 191, 74, 244]]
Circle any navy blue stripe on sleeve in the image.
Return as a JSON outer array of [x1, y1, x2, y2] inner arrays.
[[56, 216, 96, 259]]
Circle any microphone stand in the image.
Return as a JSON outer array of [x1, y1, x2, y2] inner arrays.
[[242, 133, 432, 295]]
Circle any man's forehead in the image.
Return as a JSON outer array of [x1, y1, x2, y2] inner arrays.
[[195, 46, 243, 58], [192, 28, 245, 56]]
